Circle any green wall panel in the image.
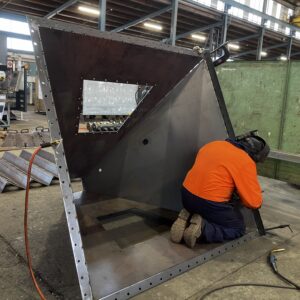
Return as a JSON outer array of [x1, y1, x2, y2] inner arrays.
[[217, 62, 288, 148], [281, 62, 300, 153], [217, 61, 300, 185]]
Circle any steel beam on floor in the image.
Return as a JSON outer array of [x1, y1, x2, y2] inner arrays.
[[111, 5, 172, 33], [0, 159, 28, 189], [98, 0, 106, 31], [44, 0, 80, 19], [0, 175, 8, 193], [170, 0, 179, 46], [2, 152, 53, 186], [20, 150, 58, 177]]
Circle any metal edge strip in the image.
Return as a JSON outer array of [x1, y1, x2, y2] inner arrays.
[[101, 231, 259, 300], [26, 16, 198, 58], [28, 18, 93, 300]]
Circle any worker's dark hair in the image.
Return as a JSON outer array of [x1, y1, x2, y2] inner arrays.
[[235, 131, 270, 163]]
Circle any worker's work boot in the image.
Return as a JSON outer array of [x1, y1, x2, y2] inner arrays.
[[183, 214, 202, 248], [170, 208, 191, 243]]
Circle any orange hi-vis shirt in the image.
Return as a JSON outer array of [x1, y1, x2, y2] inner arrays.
[[183, 141, 262, 209]]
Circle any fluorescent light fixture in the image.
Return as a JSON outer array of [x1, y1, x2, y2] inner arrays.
[[78, 5, 100, 15], [143, 22, 162, 31], [261, 51, 267, 57], [228, 43, 240, 50], [280, 55, 287, 61], [191, 34, 206, 41]]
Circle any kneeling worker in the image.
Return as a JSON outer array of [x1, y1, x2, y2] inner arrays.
[[171, 131, 270, 248]]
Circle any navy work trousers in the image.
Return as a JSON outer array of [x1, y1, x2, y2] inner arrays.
[[181, 187, 246, 243]]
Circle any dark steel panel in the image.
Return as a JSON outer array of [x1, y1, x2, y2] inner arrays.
[[0, 159, 28, 189], [3, 152, 53, 186], [30, 17, 263, 300], [39, 26, 200, 177], [20, 150, 58, 177], [82, 61, 235, 212]]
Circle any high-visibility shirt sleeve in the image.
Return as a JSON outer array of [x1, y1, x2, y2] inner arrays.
[[234, 162, 262, 209]]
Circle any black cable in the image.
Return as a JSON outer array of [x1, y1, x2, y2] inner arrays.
[[275, 270, 300, 290], [198, 283, 298, 300]]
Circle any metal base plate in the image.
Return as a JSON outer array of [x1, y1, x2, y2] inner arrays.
[[75, 193, 258, 300]]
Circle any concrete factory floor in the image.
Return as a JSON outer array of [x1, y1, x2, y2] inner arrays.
[[0, 110, 300, 300]]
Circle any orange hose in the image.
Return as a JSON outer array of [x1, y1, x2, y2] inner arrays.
[[24, 146, 47, 300]]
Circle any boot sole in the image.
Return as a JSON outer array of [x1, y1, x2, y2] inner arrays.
[[183, 214, 202, 248], [170, 209, 190, 243]]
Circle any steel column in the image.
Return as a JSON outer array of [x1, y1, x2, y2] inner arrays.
[[286, 36, 293, 60], [99, 0, 106, 32], [111, 6, 171, 33], [44, 0, 80, 19], [170, 0, 179, 46], [256, 28, 265, 60], [0, 32, 7, 65], [256, 0, 267, 61], [222, 4, 230, 44]]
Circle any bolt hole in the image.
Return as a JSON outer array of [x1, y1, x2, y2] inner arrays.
[[139, 287, 141, 291], [150, 282, 152, 286], [170, 273, 172, 276], [127, 292, 130, 296], [188, 265, 190, 268], [81, 276, 84, 280], [160, 278, 162, 281], [179, 269, 181, 272], [142, 138, 149, 145]]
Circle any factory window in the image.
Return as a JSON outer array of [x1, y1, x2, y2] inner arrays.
[[228, 0, 245, 19], [6, 37, 33, 52], [247, 0, 263, 25], [78, 80, 152, 133], [0, 18, 30, 35]]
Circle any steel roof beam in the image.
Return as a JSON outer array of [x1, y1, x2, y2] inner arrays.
[[173, 21, 223, 41], [231, 42, 288, 58], [170, 0, 179, 46], [111, 5, 172, 33], [44, 0, 80, 19], [229, 33, 260, 43], [183, 0, 300, 33]]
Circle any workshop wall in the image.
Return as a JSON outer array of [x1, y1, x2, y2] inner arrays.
[[217, 61, 300, 185]]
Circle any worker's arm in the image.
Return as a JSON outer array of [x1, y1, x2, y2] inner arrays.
[[234, 161, 263, 209]]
